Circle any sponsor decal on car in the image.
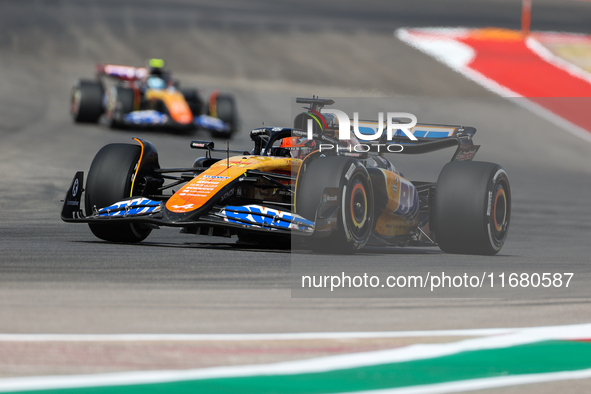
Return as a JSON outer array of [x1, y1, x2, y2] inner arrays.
[[203, 175, 230, 180], [169, 203, 195, 211], [220, 188, 235, 202], [453, 145, 481, 161], [72, 179, 79, 197], [344, 163, 356, 180]]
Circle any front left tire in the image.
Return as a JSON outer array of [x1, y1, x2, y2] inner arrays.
[[85, 143, 152, 243]]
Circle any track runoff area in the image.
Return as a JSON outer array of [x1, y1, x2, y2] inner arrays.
[[5, 19, 591, 394], [396, 26, 591, 141]]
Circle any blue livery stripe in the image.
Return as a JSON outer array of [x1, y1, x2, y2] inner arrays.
[[221, 205, 314, 232], [426, 131, 452, 138], [358, 126, 377, 135]]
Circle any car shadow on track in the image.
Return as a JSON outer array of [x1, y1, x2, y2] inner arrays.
[[73, 240, 292, 254], [73, 240, 447, 256]]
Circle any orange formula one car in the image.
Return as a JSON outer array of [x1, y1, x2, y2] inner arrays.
[[70, 59, 238, 137], [62, 98, 510, 255]]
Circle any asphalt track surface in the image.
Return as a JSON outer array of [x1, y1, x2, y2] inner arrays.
[[1, 0, 591, 385]]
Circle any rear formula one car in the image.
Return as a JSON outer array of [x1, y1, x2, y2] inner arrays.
[[70, 59, 238, 138], [62, 98, 510, 255]]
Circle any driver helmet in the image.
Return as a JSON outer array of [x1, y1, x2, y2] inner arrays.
[[146, 58, 166, 76], [280, 136, 314, 159]]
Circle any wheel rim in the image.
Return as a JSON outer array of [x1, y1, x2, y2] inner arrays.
[[350, 182, 368, 229], [344, 174, 372, 246], [491, 181, 509, 243]]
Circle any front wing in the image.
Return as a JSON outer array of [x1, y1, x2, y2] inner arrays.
[[121, 111, 230, 133], [61, 172, 314, 236]]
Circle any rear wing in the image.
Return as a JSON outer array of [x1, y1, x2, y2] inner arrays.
[[355, 119, 480, 161], [294, 98, 480, 162], [96, 64, 148, 81]]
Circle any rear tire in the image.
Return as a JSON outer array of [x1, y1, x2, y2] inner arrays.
[[432, 161, 511, 255], [85, 143, 151, 243], [210, 93, 238, 138], [296, 156, 374, 254], [71, 79, 104, 123], [106, 87, 135, 129]]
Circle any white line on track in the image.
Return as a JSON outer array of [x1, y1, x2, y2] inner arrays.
[[0, 324, 590, 392], [0, 328, 512, 342]]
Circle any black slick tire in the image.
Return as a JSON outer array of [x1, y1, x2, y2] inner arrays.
[[432, 161, 511, 255], [210, 93, 238, 138], [85, 143, 151, 243], [71, 79, 104, 123], [296, 156, 374, 254]]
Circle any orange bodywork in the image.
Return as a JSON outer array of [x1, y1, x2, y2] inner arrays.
[[145, 89, 193, 124], [166, 156, 301, 213]]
